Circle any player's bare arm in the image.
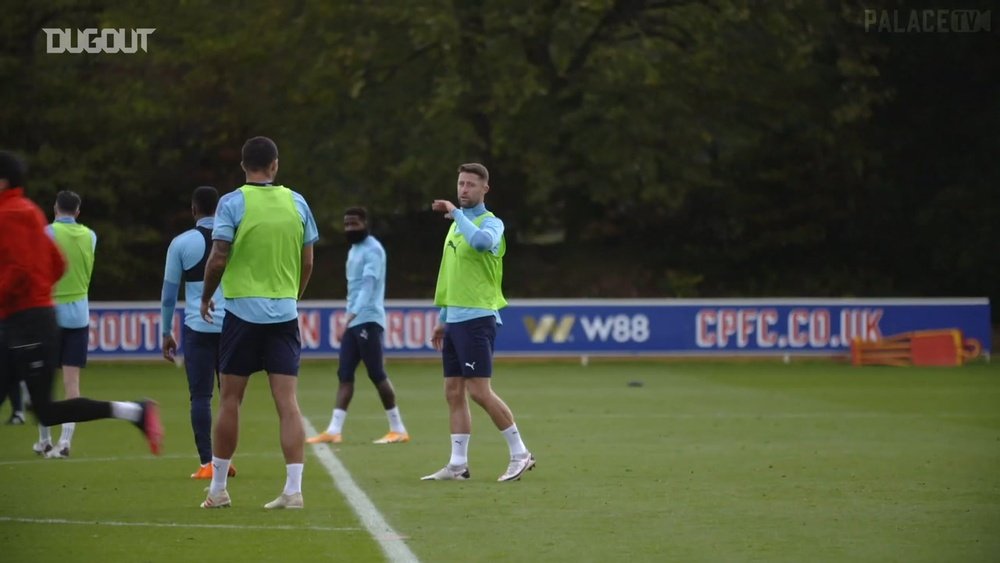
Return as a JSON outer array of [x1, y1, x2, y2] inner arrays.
[[299, 243, 314, 299], [200, 240, 230, 322], [431, 324, 446, 351]]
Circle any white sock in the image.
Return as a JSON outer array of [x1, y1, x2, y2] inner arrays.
[[110, 401, 143, 423], [209, 456, 231, 495], [38, 424, 51, 443], [284, 463, 304, 495], [449, 433, 470, 467], [326, 408, 347, 434], [501, 424, 528, 457], [60, 422, 76, 446], [386, 406, 406, 434]]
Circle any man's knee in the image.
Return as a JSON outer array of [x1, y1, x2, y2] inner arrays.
[[468, 388, 491, 406], [336, 365, 355, 381], [466, 380, 496, 406], [19, 350, 54, 407], [366, 368, 388, 385], [217, 391, 243, 413], [271, 387, 301, 416], [276, 394, 301, 412], [190, 393, 212, 407], [276, 402, 303, 423], [445, 383, 466, 405], [372, 375, 392, 391]]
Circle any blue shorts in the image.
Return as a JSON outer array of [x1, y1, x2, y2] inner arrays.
[[219, 313, 300, 377], [442, 316, 496, 377], [338, 322, 387, 384], [59, 327, 89, 368]]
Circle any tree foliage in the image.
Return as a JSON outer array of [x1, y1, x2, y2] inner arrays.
[[2, 0, 996, 317]]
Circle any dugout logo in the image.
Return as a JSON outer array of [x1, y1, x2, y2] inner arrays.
[[43, 28, 156, 54]]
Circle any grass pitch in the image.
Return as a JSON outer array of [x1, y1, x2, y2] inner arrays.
[[1, 359, 998, 562]]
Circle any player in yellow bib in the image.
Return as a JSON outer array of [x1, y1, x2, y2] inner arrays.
[[36, 191, 97, 458], [197, 137, 318, 510], [422, 163, 535, 482]]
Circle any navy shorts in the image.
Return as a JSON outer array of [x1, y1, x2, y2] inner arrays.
[[59, 326, 89, 368], [338, 322, 387, 384], [442, 316, 496, 377], [219, 313, 300, 376]]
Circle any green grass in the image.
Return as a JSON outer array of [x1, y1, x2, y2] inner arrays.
[[1, 360, 999, 562]]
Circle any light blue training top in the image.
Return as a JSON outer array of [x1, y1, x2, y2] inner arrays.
[[46, 217, 97, 329], [212, 185, 319, 324], [346, 235, 387, 329], [438, 202, 504, 326], [161, 217, 225, 335]]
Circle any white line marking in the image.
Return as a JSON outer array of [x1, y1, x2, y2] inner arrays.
[[516, 412, 1000, 420], [311, 411, 998, 422], [0, 516, 360, 532], [302, 416, 419, 563], [0, 451, 282, 466]]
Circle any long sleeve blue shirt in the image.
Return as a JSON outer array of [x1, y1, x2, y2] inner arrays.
[[346, 235, 387, 328], [161, 217, 225, 335], [439, 203, 504, 326]]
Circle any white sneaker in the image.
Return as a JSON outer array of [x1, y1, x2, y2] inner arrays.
[[200, 490, 231, 509], [32, 440, 53, 456], [421, 464, 470, 481], [264, 492, 303, 509], [45, 442, 70, 459], [498, 453, 535, 482]]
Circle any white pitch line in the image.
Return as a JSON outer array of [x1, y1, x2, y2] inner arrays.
[[0, 453, 193, 466], [0, 516, 360, 532], [510, 412, 1000, 420], [0, 451, 282, 466], [302, 416, 420, 563], [315, 411, 999, 422]]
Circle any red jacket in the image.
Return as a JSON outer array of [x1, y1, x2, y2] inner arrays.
[[0, 188, 66, 319]]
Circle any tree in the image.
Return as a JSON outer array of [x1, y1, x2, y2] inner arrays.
[[4, 0, 996, 317]]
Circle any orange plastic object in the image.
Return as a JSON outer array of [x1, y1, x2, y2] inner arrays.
[[851, 329, 981, 367]]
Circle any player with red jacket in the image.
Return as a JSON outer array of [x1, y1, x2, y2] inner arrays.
[[0, 150, 163, 455]]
